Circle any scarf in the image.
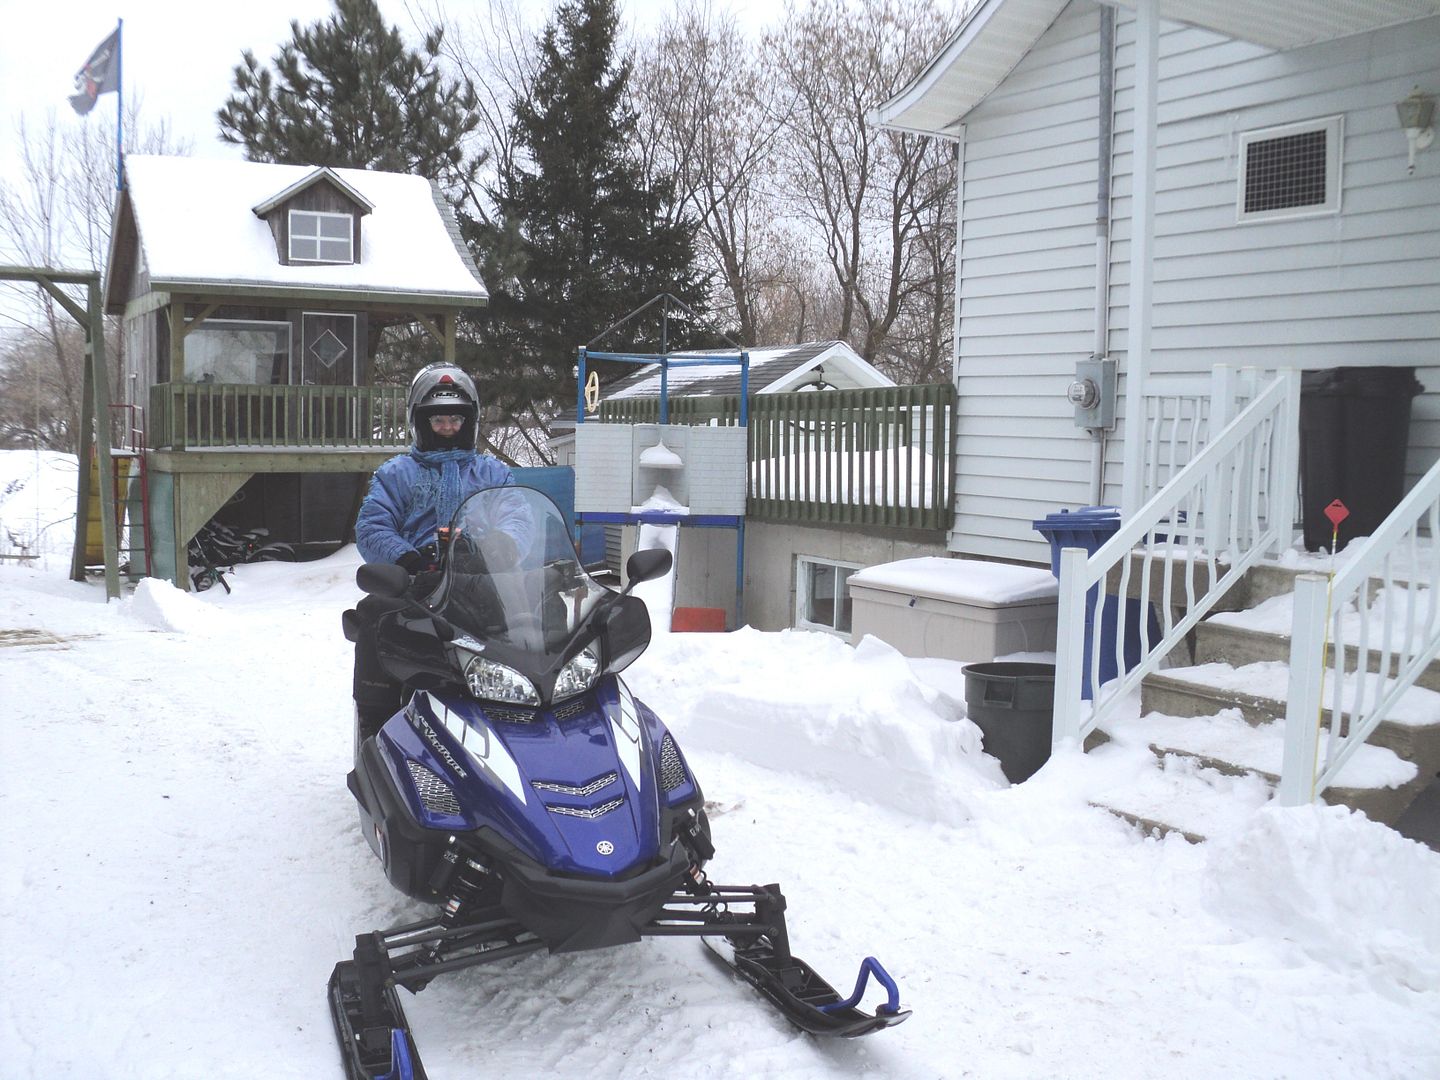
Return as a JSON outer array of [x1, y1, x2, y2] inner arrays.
[[410, 448, 472, 531]]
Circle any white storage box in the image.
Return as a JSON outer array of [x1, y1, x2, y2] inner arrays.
[[847, 557, 1058, 663]]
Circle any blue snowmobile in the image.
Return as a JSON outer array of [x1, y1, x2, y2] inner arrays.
[[332, 486, 909, 1080]]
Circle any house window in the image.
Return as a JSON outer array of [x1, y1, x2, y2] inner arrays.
[[288, 210, 354, 262], [796, 556, 859, 635], [1237, 116, 1342, 223], [183, 319, 291, 384]]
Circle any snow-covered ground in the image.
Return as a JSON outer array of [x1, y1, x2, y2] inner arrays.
[[2, 451, 1439, 1079]]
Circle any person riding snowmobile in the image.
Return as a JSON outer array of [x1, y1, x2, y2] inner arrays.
[[351, 362, 531, 741]]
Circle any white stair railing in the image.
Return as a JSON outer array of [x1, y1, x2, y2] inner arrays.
[[1053, 369, 1301, 748], [1279, 459, 1440, 805]]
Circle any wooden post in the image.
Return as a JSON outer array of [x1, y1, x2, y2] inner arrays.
[[90, 280, 121, 599], [71, 344, 96, 584]]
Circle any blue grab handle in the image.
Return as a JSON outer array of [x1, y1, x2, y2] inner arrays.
[[816, 956, 903, 1016], [375, 1028, 416, 1080]]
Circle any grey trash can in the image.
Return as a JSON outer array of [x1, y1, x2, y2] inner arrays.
[[962, 662, 1056, 784]]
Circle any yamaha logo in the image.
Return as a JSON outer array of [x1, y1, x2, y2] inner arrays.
[[596, 840, 614, 856]]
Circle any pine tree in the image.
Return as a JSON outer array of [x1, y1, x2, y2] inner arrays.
[[216, 0, 483, 198], [470, 0, 711, 416]]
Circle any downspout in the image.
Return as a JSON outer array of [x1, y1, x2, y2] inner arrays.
[[1090, 5, 1116, 505]]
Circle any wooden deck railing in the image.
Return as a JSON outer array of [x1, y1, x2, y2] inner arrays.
[[599, 384, 956, 532], [149, 383, 410, 450]]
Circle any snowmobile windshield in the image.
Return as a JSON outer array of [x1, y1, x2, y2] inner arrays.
[[430, 486, 632, 702]]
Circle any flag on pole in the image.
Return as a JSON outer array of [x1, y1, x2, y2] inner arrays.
[[68, 28, 121, 115]]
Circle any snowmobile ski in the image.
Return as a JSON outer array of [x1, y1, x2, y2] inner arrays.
[[328, 936, 428, 1080], [703, 935, 911, 1038]]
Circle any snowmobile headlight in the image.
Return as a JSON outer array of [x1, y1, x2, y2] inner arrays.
[[465, 656, 540, 705], [553, 644, 601, 700]]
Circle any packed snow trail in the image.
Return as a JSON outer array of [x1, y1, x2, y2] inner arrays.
[[1, 548, 1438, 1079]]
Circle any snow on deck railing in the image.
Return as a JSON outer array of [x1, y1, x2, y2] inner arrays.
[[1053, 369, 1300, 749], [1278, 459, 1440, 805], [149, 383, 410, 450]]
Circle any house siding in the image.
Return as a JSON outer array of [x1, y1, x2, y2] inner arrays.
[[950, 0, 1107, 564], [950, 0, 1440, 565]]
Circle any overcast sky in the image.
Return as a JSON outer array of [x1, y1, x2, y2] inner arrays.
[[0, 0, 779, 176]]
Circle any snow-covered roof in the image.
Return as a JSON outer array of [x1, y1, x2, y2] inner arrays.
[[601, 341, 894, 401], [250, 165, 375, 216], [870, 0, 1440, 136], [107, 155, 487, 309]]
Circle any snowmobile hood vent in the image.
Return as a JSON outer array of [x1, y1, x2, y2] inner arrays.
[[407, 760, 461, 817], [546, 796, 625, 820], [659, 733, 688, 792], [532, 772, 618, 797], [484, 705, 538, 725]]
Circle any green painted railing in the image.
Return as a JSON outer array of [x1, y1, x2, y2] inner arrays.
[[149, 383, 410, 450], [599, 384, 956, 532]]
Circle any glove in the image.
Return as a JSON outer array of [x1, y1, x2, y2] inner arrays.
[[408, 570, 442, 598], [397, 542, 441, 574], [482, 532, 519, 568]]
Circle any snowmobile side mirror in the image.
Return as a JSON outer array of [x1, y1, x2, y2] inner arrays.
[[623, 548, 672, 591], [358, 561, 412, 598]]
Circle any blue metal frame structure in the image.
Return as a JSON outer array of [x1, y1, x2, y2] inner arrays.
[[575, 347, 750, 625]]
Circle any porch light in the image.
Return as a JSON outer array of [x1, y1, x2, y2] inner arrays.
[[1396, 88, 1435, 174]]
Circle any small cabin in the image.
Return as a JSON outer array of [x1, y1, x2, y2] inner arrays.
[[103, 154, 488, 586]]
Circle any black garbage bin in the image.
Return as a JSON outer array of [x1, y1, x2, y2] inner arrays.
[[961, 662, 1055, 784], [1300, 367, 1422, 552]]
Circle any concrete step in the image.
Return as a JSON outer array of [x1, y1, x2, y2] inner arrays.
[[1087, 753, 1274, 843], [1144, 660, 1440, 765], [1105, 708, 1422, 826], [1197, 594, 1440, 693]]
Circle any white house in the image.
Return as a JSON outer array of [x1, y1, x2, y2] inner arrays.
[[872, 0, 1440, 566]]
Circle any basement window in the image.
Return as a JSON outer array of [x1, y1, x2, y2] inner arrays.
[[1237, 116, 1342, 223], [796, 556, 860, 635]]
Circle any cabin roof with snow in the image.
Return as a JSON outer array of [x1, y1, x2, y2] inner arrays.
[[600, 341, 894, 402], [104, 155, 487, 314]]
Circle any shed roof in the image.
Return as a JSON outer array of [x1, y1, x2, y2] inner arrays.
[[601, 341, 894, 401], [870, 0, 1440, 136], [105, 155, 487, 312]]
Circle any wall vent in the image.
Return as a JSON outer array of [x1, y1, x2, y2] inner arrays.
[[1237, 116, 1342, 223]]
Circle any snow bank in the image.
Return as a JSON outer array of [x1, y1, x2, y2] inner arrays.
[[630, 627, 1005, 823], [1203, 803, 1440, 994], [124, 576, 230, 634]]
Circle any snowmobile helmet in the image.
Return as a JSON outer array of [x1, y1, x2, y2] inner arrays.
[[408, 363, 479, 451]]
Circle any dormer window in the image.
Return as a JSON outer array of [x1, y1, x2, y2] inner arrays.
[[289, 210, 354, 263]]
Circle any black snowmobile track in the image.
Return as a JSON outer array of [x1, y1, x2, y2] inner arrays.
[[703, 936, 912, 1038]]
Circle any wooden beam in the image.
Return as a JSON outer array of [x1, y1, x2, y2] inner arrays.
[[148, 449, 400, 475], [89, 279, 121, 599], [70, 344, 96, 584], [0, 264, 98, 285], [35, 275, 89, 328], [180, 302, 222, 337], [124, 290, 171, 321], [444, 311, 457, 364], [169, 296, 186, 384], [148, 278, 488, 309], [414, 312, 443, 345]]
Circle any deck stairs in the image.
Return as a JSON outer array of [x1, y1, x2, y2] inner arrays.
[[1088, 557, 1440, 842]]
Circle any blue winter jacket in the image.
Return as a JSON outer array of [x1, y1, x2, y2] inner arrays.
[[355, 451, 522, 565]]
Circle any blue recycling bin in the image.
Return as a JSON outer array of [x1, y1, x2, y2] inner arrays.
[[1033, 506, 1160, 699]]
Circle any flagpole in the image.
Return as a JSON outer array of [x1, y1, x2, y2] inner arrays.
[[114, 19, 124, 191]]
